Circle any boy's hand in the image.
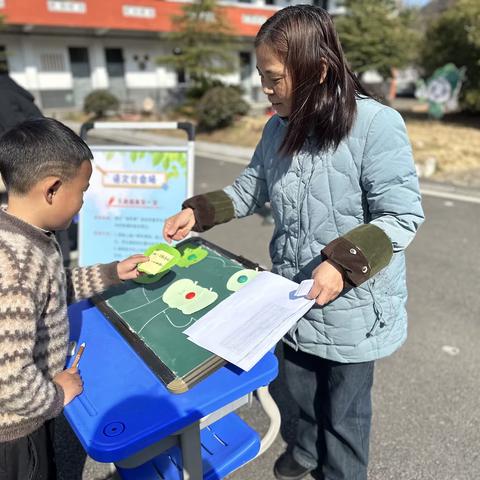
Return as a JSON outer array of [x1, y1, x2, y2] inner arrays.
[[163, 208, 196, 243], [117, 254, 149, 280], [307, 260, 344, 306], [53, 367, 83, 406]]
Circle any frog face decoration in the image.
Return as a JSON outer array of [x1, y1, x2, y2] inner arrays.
[[226, 269, 259, 292], [177, 245, 208, 268], [162, 279, 218, 315]]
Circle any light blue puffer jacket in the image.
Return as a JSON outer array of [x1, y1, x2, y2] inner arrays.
[[224, 98, 425, 363]]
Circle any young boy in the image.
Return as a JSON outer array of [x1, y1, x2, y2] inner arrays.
[[0, 118, 147, 479]]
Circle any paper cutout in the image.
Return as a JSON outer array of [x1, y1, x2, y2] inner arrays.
[[135, 243, 181, 283], [138, 262, 160, 276], [226, 269, 259, 292], [138, 250, 174, 275], [162, 279, 218, 315], [152, 250, 174, 265], [177, 245, 208, 268]]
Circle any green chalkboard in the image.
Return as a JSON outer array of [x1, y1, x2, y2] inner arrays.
[[94, 238, 260, 393]]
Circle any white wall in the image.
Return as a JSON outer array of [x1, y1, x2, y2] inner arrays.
[[113, 40, 177, 89], [0, 34, 180, 90], [0, 34, 28, 87], [0, 32, 258, 105]]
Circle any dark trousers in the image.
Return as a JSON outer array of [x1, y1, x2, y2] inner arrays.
[[284, 345, 375, 480], [0, 421, 56, 480]]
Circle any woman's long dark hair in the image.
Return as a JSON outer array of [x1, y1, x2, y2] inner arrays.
[[255, 5, 370, 156]]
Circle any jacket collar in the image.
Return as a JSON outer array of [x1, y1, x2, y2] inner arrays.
[[0, 208, 55, 249]]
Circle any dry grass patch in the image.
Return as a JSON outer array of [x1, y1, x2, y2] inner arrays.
[[135, 111, 480, 184], [195, 115, 266, 147], [196, 115, 480, 182], [406, 120, 480, 175]]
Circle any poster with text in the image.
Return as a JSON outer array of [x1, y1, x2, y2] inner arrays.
[[79, 147, 190, 266]]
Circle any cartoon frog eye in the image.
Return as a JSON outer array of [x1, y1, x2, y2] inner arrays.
[[226, 269, 259, 292]]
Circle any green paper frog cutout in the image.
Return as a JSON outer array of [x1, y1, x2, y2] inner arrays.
[[177, 245, 209, 268], [226, 269, 259, 292]]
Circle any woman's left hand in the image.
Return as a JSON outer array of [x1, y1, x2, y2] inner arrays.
[[117, 254, 149, 280], [307, 260, 345, 306]]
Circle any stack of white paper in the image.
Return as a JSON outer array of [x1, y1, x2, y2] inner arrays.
[[184, 271, 315, 371]]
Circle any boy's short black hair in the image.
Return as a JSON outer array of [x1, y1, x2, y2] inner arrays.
[[0, 118, 93, 194]]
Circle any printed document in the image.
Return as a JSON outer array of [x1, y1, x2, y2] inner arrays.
[[184, 271, 315, 371]]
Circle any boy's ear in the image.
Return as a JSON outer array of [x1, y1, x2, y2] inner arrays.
[[43, 178, 62, 205]]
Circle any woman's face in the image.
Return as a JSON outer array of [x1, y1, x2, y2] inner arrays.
[[256, 43, 293, 118]]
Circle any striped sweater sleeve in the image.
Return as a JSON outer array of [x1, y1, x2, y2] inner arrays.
[[0, 252, 64, 420], [65, 262, 121, 304]]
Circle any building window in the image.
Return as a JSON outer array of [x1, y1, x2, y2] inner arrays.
[[47, 1, 86, 14], [68, 47, 91, 77], [176, 69, 186, 85], [105, 48, 125, 78], [242, 14, 268, 26], [0, 46, 8, 73], [40, 53, 66, 72], [122, 5, 156, 18], [133, 54, 150, 71], [239, 51, 252, 81], [313, 0, 329, 8]]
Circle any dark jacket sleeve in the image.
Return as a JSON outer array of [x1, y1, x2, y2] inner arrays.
[[182, 190, 235, 232], [322, 224, 393, 287]]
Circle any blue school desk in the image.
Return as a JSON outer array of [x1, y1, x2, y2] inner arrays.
[[65, 300, 278, 479]]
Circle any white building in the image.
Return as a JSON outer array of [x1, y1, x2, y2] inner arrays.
[[0, 0, 345, 110]]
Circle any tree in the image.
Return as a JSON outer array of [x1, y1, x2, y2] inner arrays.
[[335, 0, 420, 97], [84, 90, 119, 118], [159, 0, 236, 93], [420, 0, 480, 112], [196, 86, 249, 131]]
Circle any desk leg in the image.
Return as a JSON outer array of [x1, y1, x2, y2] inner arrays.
[[180, 422, 203, 480]]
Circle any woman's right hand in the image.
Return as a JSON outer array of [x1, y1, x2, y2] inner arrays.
[[163, 208, 196, 243]]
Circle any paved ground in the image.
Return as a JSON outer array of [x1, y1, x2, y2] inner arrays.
[[55, 139, 479, 479], [196, 156, 480, 480]]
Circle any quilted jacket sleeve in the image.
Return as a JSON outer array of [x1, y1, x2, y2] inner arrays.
[[322, 106, 424, 286], [181, 120, 274, 231], [180, 142, 268, 232], [361, 106, 425, 251], [222, 123, 271, 218]]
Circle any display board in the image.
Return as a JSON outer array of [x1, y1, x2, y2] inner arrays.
[[94, 238, 261, 393], [79, 146, 190, 266]]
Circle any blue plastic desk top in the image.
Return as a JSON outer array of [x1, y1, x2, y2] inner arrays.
[[65, 300, 278, 463]]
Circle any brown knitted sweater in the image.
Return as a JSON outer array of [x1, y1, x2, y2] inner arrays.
[[0, 209, 121, 442]]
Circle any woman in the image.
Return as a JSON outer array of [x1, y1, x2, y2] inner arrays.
[[164, 6, 424, 480]]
